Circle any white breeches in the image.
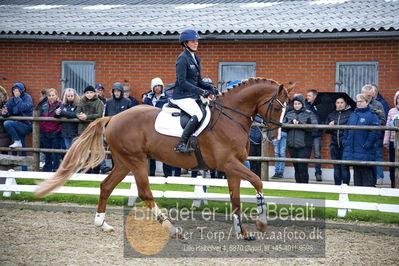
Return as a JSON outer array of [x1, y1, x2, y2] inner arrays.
[[170, 98, 203, 121]]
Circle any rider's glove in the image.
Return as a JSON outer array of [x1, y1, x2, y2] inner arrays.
[[200, 89, 211, 98]]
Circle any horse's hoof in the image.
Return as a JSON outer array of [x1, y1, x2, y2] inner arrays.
[[244, 235, 256, 241], [98, 221, 115, 232], [170, 232, 185, 240], [256, 220, 267, 232]]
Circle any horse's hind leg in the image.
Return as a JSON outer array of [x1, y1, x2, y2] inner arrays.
[[95, 158, 130, 232], [129, 159, 182, 239]]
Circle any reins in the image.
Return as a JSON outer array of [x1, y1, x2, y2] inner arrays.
[[209, 86, 286, 134]]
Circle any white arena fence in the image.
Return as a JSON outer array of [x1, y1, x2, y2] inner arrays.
[[0, 170, 398, 217]]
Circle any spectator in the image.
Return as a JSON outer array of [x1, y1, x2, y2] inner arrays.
[[55, 88, 80, 149], [0, 86, 11, 151], [123, 87, 139, 107], [36, 88, 48, 111], [103, 82, 133, 173], [144, 77, 174, 177], [249, 115, 262, 178], [77, 85, 104, 174], [305, 89, 323, 181], [361, 84, 386, 185], [77, 85, 104, 134], [343, 93, 379, 187], [1, 82, 33, 150], [95, 84, 107, 105], [326, 97, 353, 185], [39, 88, 62, 172], [283, 94, 318, 183], [383, 91, 399, 188], [271, 131, 287, 179], [105, 82, 132, 116]]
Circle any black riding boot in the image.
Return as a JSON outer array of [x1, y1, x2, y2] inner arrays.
[[175, 115, 199, 153]]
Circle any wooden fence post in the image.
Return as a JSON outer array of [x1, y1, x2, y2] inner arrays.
[[32, 110, 40, 171]]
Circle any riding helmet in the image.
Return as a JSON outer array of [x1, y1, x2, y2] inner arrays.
[[179, 29, 200, 44]]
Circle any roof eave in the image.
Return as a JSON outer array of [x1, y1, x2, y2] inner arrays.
[[1, 30, 398, 42]]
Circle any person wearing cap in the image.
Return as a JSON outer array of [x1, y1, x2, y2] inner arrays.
[[76, 85, 104, 174], [76, 85, 104, 135], [283, 94, 318, 183], [123, 86, 139, 106], [95, 84, 107, 104], [171, 29, 219, 153]]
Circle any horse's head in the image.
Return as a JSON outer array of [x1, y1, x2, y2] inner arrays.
[[257, 82, 294, 141]]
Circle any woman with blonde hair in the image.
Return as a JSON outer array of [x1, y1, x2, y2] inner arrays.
[[343, 93, 379, 187], [55, 88, 80, 149]]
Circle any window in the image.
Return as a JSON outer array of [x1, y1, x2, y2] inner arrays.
[[218, 62, 256, 91], [62, 61, 95, 95], [335, 62, 378, 100]]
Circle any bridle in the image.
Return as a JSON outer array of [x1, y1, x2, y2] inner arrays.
[[258, 86, 286, 132], [209, 87, 287, 135]]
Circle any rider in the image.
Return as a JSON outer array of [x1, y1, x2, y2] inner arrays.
[[171, 29, 218, 153]]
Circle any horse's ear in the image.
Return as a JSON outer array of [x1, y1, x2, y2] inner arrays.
[[286, 82, 296, 93]]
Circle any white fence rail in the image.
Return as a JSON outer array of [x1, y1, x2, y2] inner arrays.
[[0, 170, 398, 217]]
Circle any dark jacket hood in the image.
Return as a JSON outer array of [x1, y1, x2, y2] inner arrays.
[[11, 82, 26, 95]]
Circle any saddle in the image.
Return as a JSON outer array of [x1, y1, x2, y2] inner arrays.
[[154, 99, 211, 138], [154, 99, 211, 170]]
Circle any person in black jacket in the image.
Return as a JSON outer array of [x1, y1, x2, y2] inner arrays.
[[326, 97, 353, 185], [305, 89, 323, 181], [171, 29, 218, 153], [283, 94, 318, 183], [55, 88, 80, 149], [105, 82, 132, 117]]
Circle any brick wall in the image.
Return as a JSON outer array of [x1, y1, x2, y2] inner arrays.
[[0, 39, 398, 163]]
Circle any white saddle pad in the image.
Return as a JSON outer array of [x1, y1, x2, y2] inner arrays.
[[154, 105, 211, 137]]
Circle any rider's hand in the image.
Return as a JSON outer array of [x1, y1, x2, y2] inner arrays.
[[200, 89, 211, 98]]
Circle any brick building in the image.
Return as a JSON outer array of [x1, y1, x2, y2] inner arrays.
[[0, 0, 398, 178]]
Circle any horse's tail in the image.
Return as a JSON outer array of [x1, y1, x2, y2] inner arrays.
[[35, 116, 112, 198]]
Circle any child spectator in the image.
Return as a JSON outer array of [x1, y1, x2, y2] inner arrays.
[[76, 85, 104, 173], [343, 93, 379, 187], [39, 88, 62, 172], [383, 91, 399, 188], [283, 94, 318, 183], [55, 88, 80, 149], [326, 97, 353, 185]]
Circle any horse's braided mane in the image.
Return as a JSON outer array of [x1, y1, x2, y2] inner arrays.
[[218, 77, 280, 98]]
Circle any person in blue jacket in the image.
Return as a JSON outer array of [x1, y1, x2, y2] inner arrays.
[[342, 93, 379, 187], [171, 29, 218, 153], [1, 82, 33, 149]]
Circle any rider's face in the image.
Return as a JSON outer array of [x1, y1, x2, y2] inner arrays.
[[186, 40, 198, 52]]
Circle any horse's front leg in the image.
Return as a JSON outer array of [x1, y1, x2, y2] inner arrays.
[[224, 161, 267, 237], [225, 169, 255, 241]]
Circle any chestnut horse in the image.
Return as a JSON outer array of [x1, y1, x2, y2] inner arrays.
[[36, 78, 291, 240]]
